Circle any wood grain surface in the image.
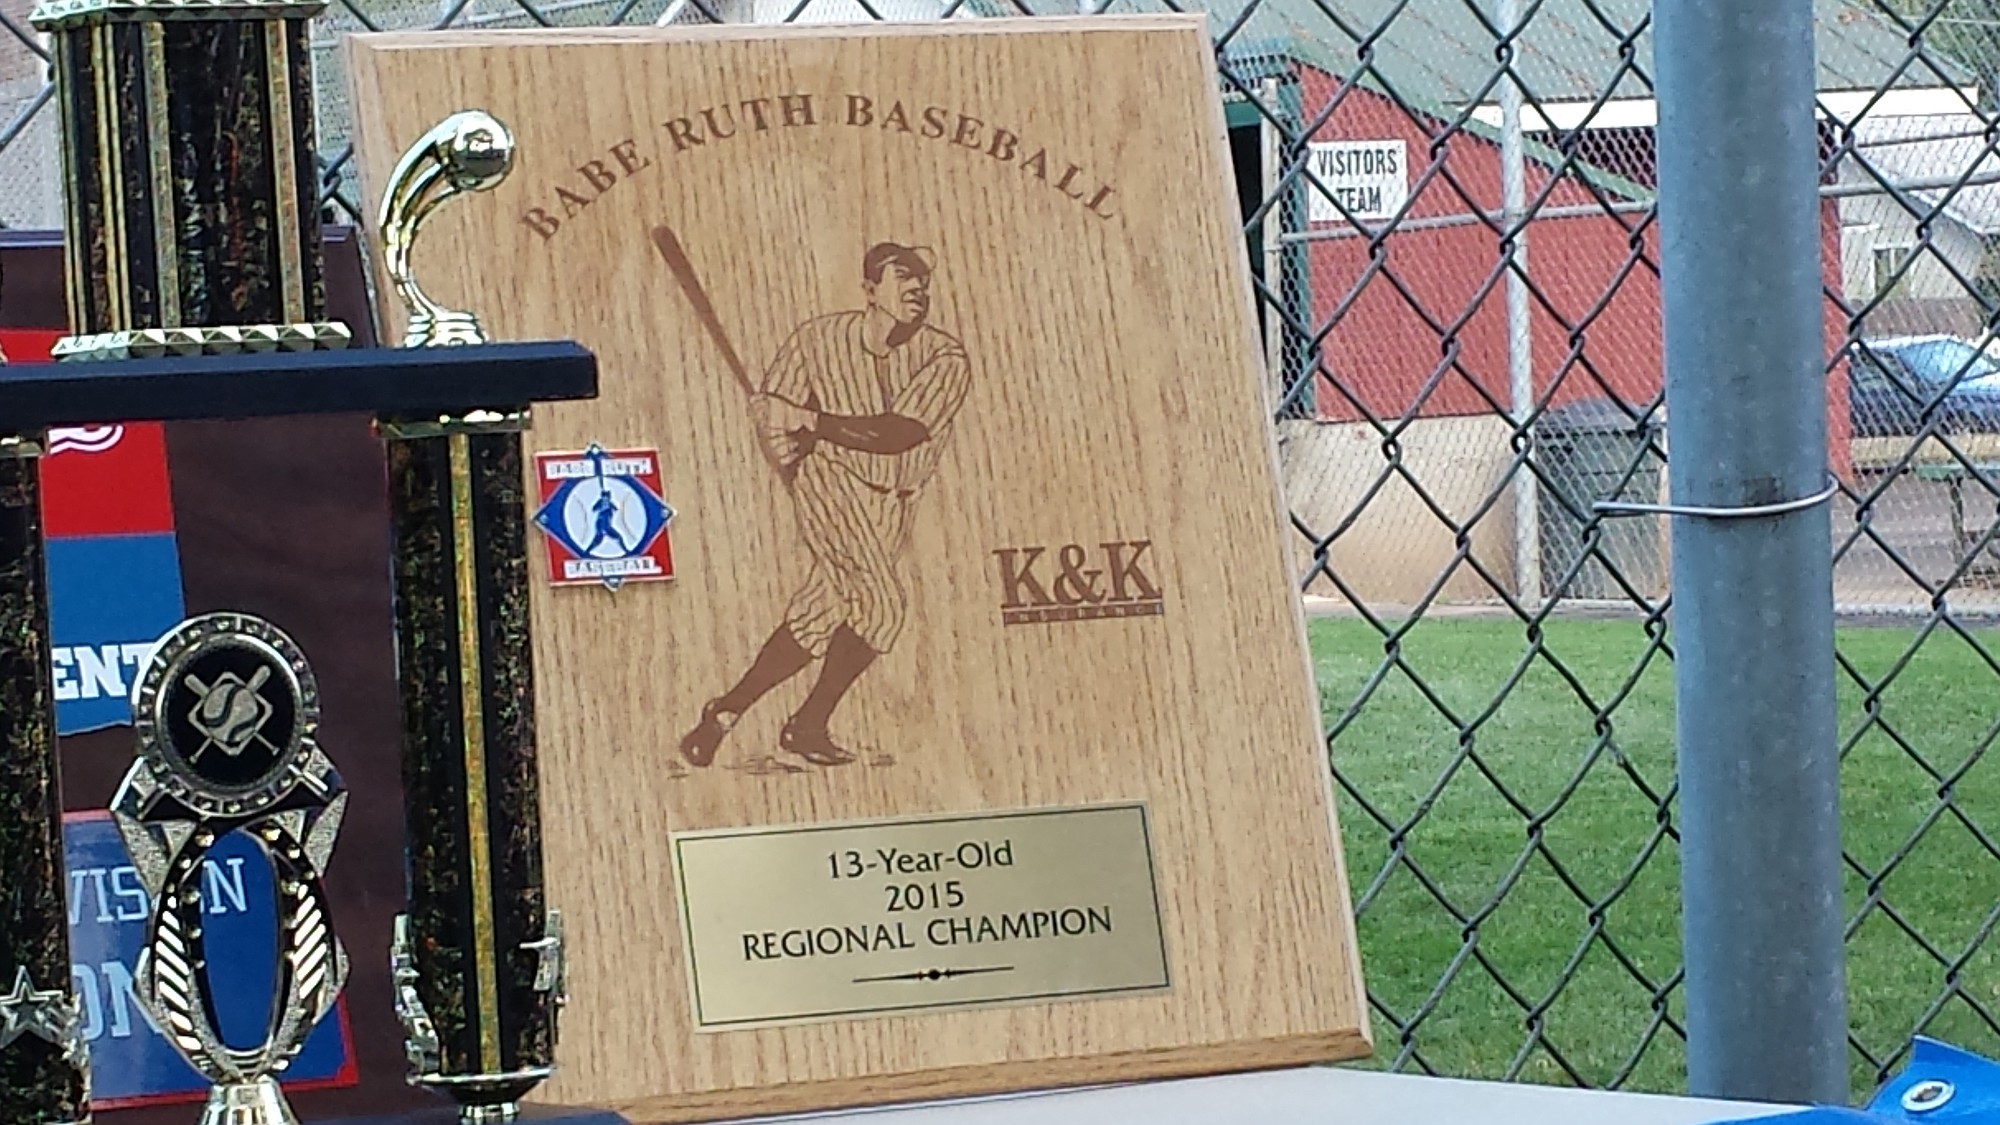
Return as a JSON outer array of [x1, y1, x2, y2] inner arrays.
[[342, 17, 1369, 1122]]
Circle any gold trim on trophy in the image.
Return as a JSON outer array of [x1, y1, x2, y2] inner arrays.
[[142, 22, 181, 329], [52, 323, 354, 361], [31, 0, 354, 358], [264, 21, 305, 325], [26, 0, 325, 29], [380, 109, 515, 351], [447, 429, 506, 1077], [91, 19, 126, 328], [376, 409, 530, 440], [50, 32, 85, 333], [390, 914, 443, 1078], [0, 435, 46, 460]]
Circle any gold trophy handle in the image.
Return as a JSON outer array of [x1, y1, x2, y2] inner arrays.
[[381, 110, 516, 349]]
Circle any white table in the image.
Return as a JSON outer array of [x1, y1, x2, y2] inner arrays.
[[731, 1067, 1802, 1125]]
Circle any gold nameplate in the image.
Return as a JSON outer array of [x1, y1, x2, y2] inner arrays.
[[672, 804, 1170, 1029]]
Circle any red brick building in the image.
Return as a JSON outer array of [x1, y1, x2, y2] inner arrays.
[[1213, 0, 1960, 475]]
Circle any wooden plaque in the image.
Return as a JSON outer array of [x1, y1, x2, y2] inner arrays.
[[342, 16, 1369, 1122]]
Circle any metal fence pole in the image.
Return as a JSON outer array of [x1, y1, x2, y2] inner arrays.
[[1501, 0, 1539, 606], [1653, 0, 1848, 1106]]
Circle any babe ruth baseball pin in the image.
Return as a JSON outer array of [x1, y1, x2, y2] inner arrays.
[[531, 442, 677, 590]]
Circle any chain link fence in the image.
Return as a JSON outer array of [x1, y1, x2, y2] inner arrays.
[[6, 0, 2000, 1104]]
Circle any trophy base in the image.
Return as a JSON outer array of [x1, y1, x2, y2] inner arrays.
[[319, 1106, 631, 1125], [200, 1077, 302, 1125]]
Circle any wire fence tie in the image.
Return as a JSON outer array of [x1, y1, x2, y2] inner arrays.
[[1593, 473, 1840, 520]]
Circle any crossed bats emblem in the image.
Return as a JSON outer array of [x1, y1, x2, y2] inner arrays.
[[182, 665, 277, 762]]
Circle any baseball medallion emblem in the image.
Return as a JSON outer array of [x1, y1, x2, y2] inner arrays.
[[109, 612, 348, 1125], [532, 443, 676, 590], [132, 613, 318, 819]]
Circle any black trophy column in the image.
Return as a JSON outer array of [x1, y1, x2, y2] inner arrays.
[[386, 418, 559, 1111], [27, 1, 338, 1120], [44, 7, 326, 338], [0, 437, 85, 1125]]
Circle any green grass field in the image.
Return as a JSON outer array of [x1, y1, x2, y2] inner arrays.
[[1308, 615, 2000, 1097]]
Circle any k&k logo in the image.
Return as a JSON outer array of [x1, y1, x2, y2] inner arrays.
[[532, 444, 677, 590], [992, 539, 1166, 626]]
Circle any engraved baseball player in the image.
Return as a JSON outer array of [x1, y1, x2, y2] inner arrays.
[[675, 242, 972, 768]]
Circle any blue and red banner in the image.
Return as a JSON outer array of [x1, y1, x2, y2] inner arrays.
[[2, 328, 187, 736]]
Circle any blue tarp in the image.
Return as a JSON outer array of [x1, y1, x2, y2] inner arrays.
[[1710, 1040, 2000, 1124]]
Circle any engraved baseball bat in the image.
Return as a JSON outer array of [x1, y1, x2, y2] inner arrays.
[[651, 224, 753, 396], [651, 223, 811, 479]]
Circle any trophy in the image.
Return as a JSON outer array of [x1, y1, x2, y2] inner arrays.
[[372, 112, 580, 1122], [110, 614, 347, 1125], [0, 342, 90, 1125], [16, 0, 607, 1116]]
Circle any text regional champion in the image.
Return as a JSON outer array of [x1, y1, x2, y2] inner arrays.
[[740, 906, 1115, 962]]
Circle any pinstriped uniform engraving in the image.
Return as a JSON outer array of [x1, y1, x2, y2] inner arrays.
[[672, 238, 973, 772]]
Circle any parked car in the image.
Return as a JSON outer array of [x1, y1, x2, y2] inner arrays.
[[1849, 335, 2000, 438]]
